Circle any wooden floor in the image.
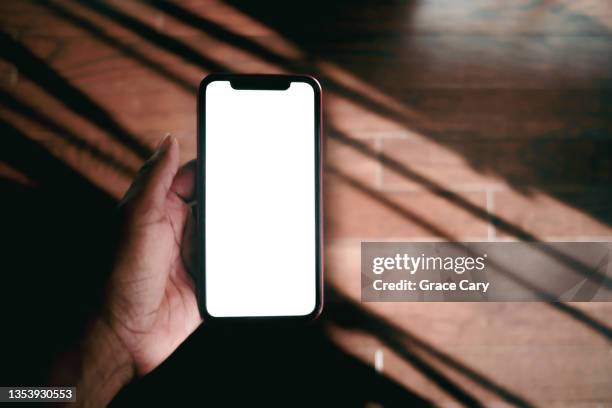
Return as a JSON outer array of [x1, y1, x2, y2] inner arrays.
[[1, 1, 611, 406]]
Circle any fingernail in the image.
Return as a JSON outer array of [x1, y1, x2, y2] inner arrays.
[[157, 134, 174, 153]]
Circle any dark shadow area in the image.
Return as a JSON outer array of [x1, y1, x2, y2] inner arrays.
[[111, 320, 432, 407], [0, 120, 433, 406], [0, 31, 151, 159], [0, 120, 119, 385], [226, 0, 612, 227]]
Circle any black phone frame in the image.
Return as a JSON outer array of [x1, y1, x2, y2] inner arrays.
[[196, 73, 324, 323]]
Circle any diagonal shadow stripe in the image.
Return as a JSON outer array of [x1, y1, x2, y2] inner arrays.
[[0, 3, 604, 404], [327, 165, 612, 341], [0, 89, 137, 177], [45, 0, 610, 339], [130, 0, 612, 291], [47, 0, 611, 339], [18, 0, 610, 367], [318, 331, 435, 407], [324, 293, 485, 406], [327, 286, 534, 407], [328, 127, 612, 291], [143, 0, 293, 68], [0, 31, 151, 159], [142, 0, 434, 142], [36, 0, 194, 94], [0, 119, 116, 203], [74, 0, 227, 73]]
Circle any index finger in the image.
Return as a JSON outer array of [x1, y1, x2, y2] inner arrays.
[[171, 159, 197, 204]]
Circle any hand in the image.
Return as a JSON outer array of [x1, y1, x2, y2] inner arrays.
[[59, 135, 202, 406], [109, 134, 201, 376]]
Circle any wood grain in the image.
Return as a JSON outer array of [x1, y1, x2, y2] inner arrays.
[[1, 0, 611, 405]]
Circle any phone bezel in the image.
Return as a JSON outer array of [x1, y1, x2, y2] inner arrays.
[[196, 73, 324, 323]]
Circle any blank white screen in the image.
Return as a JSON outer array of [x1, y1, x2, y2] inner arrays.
[[205, 81, 316, 317]]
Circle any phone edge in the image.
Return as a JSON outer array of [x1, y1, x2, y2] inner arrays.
[[196, 73, 324, 324]]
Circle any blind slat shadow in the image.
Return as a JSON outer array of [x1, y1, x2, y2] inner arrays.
[[73, 0, 227, 73], [142, 0, 437, 146], [18, 0, 612, 341], [224, 0, 612, 228], [328, 127, 612, 291], [326, 286, 534, 408], [1, 2, 608, 405], [144, 0, 294, 68], [0, 31, 151, 159], [0, 120, 430, 406], [327, 164, 612, 341], [36, 0, 194, 94], [123, 0, 612, 289], [0, 89, 137, 177]]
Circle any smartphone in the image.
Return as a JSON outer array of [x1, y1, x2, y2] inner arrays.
[[197, 74, 323, 321]]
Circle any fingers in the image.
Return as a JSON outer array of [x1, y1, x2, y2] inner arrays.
[[170, 159, 196, 203], [175, 160, 197, 286], [120, 134, 180, 219], [181, 211, 197, 286], [140, 135, 180, 209]]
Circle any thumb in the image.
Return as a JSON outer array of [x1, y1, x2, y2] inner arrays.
[[120, 134, 180, 223]]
